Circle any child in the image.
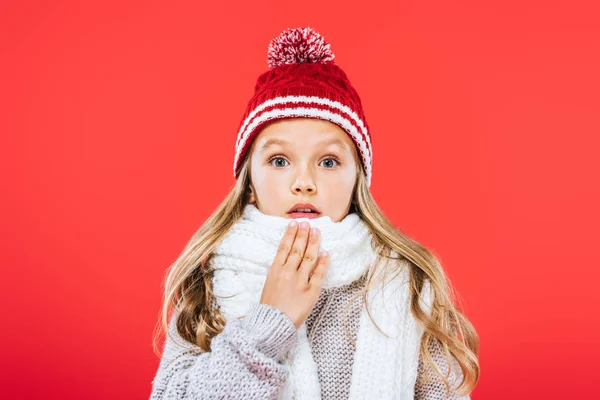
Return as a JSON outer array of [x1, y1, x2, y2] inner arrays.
[[150, 27, 479, 400]]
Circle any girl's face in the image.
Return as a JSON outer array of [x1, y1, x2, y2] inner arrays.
[[247, 117, 358, 223]]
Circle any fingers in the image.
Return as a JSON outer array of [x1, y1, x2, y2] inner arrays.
[[275, 221, 329, 290], [298, 227, 321, 282], [308, 252, 330, 290], [284, 221, 310, 270], [273, 221, 299, 269]]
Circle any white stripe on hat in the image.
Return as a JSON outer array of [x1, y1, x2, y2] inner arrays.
[[235, 95, 372, 162], [233, 105, 372, 187]]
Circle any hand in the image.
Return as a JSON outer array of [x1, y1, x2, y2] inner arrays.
[[259, 220, 330, 329]]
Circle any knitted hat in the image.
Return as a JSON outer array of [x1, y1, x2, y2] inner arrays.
[[232, 27, 373, 187]]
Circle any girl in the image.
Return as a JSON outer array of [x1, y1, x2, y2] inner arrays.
[[150, 27, 479, 400]]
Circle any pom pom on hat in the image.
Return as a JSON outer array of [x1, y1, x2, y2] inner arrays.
[[267, 27, 335, 69], [234, 27, 373, 187]]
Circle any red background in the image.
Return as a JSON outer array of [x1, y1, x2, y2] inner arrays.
[[1, 1, 598, 398]]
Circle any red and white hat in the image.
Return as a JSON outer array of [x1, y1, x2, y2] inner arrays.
[[232, 27, 373, 187]]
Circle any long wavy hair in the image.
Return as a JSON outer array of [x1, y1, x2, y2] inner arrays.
[[152, 146, 480, 396]]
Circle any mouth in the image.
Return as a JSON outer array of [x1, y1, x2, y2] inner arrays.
[[287, 203, 321, 219], [288, 210, 322, 219]]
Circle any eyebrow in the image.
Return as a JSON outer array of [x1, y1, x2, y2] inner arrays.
[[259, 137, 350, 153]]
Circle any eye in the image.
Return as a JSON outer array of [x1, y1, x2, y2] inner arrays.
[[320, 156, 341, 169], [268, 156, 289, 168], [267, 155, 341, 169]]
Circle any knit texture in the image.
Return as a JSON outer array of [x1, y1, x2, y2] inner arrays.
[[233, 27, 373, 187], [150, 303, 297, 399], [149, 207, 469, 399], [304, 275, 366, 399], [210, 203, 382, 399], [208, 204, 435, 399], [306, 274, 469, 400], [150, 280, 469, 399]]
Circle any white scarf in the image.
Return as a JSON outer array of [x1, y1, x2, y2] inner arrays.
[[211, 204, 432, 399]]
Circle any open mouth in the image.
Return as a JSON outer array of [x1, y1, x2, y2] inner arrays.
[[289, 208, 321, 218]]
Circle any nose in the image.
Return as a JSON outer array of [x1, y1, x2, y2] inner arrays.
[[291, 168, 316, 193]]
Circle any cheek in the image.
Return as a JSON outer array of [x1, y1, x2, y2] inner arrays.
[[250, 169, 265, 188], [249, 156, 268, 187], [323, 173, 355, 195], [334, 166, 356, 185], [251, 168, 286, 196]]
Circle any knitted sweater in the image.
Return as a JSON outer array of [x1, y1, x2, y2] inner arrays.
[[150, 274, 467, 399]]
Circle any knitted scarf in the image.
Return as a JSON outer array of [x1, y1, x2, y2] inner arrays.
[[211, 204, 432, 399]]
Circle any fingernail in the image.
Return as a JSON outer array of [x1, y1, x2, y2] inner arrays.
[[289, 220, 297, 227], [311, 227, 319, 236], [300, 222, 309, 229]]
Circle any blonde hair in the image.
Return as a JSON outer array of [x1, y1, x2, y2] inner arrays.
[[152, 147, 480, 396]]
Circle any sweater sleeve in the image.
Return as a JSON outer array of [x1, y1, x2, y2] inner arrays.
[[414, 337, 470, 400], [149, 303, 298, 400]]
